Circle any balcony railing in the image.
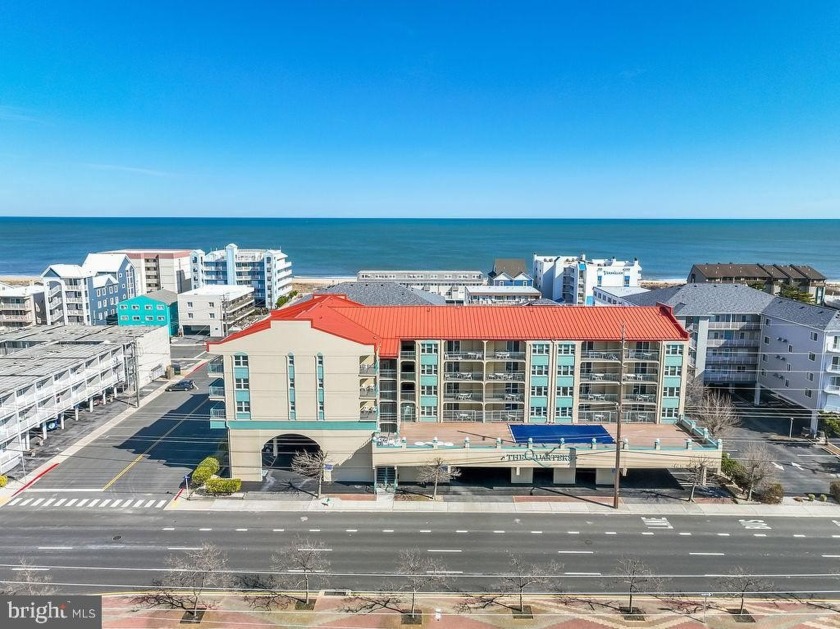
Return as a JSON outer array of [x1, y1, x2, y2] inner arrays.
[[444, 371, 482, 381], [443, 392, 483, 402], [444, 351, 485, 360], [625, 350, 659, 361], [623, 394, 657, 404], [207, 360, 224, 375], [708, 321, 761, 330], [379, 369, 397, 379], [399, 351, 416, 359], [486, 393, 524, 402], [486, 372, 525, 381], [579, 410, 617, 422], [400, 392, 416, 401], [828, 363, 840, 374], [208, 385, 225, 397], [380, 390, 397, 401], [209, 404, 226, 419], [579, 393, 619, 403], [360, 387, 378, 399], [623, 373, 658, 382], [579, 372, 620, 382], [399, 372, 416, 382], [581, 350, 621, 361], [439, 409, 525, 422], [359, 364, 377, 375], [487, 351, 526, 360], [826, 384, 840, 394]]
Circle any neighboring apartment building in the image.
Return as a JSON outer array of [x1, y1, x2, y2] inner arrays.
[[117, 289, 179, 336], [207, 295, 722, 487], [191, 243, 292, 307], [42, 253, 136, 326], [487, 259, 534, 286], [356, 270, 486, 304], [464, 285, 542, 305], [0, 282, 46, 331], [533, 254, 643, 305], [687, 263, 827, 304], [0, 324, 171, 474], [755, 298, 840, 425], [621, 284, 775, 388], [105, 249, 193, 294], [593, 286, 649, 305], [177, 285, 255, 337]]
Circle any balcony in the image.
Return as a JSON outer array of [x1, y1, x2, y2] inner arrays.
[[209, 404, 226, 419], [360, 407, 378, 420], [707, 321, 761, 330], [207, 359, 224, 375], [486, 392, 524, 402], [623, 411, 656, 422], [444, 351, 485, 361], [399, 372, 416, 382], [443, 391, 483, 402], [380, 389, 397, 401], [579, 410, 617, 422], [444, 371, 482, 381], [485, 371, 525, 381], [360, 386, 378, 399], [828, 362, 840, 374], [399, 351, 416, 359], [625, 350, 659, 361], [358, 363, 377, 376], [623, 394, 657, 404], [825, 384, 840, 395], [623, 373, 658, 383], [379, 369, 397, 379], [829, 342, 840, 354], [580, 372, 620, 383], [488, 351, 526, 360], [581, 350, 621, 361], [706, 338, 759, 348], [208, 380, 225, 398], [580, 393, 619, 403]]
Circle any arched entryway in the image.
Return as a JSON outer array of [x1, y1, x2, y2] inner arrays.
[[260, 433, 323, 493]]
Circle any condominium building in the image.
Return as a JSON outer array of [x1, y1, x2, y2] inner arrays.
[[104, 249, 193, 294], [177, 285, 255, 337], [464, 285, 542, 305], [687, 263, 827, 304], [42, 254, 136, 326], [0, 325, 171, 474], [0, 283, 46, 331], [207, 294, 721, 487], [356, 270, 485, 304], [117, 289, 179, 336], [533, 254, 642, 305], [191, 243, 292, 307]]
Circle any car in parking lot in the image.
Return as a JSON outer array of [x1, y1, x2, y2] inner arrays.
[[166, 379, 196, 392]]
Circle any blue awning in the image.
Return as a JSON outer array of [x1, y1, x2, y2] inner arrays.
[[508, 424, 615, 445]]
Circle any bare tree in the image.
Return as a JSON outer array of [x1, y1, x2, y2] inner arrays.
[[684, 372, 706, 411], [133, 542, 230, 620], [1, 558, 55, 595], [290, 449, 329, 498], [274, 536, 331, 606], [682, 456, 708, 502], [613, 557, 663, 613], [345, 549, 449, 620], [717, 566, 772, 615], [416, 457, 461, 500], [695, 390, 740, 439], [740, 443, 775, 501], [461, 552, 561, 613]]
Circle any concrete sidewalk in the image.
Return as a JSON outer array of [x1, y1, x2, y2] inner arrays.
[[168, 492, 840, 517]]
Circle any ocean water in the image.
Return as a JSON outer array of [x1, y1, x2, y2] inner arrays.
[[1, 217, 839, 280]]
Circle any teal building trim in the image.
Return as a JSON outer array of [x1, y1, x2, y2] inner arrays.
[[117, 294, 178, 336]]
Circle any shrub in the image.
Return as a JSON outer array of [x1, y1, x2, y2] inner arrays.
[[720, 453, 739, 477], [204, 478, 242, 495], [197, 456, 221, 475], [807, 493, 815, 501], [191, 466, 214, 486], [0, 475, 7, 488], [820, 494, 828, 502], [758, 483, 784, 504], [830, 481, 840, 503]]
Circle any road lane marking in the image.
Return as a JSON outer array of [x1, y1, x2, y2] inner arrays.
[[297, 548, 332, 552], [822, 555, 840, 558], [168, 547, 201, 551], [679, 532, 692, 536], [832, 535, 840, 539], [420, 530, 431, 533], [791, 462, 804, 469], [19, 498, 33, 506], [38, 546, 72, 550], [753, 533, 767, 537], [99, 499, 111, 507], [43, 498, 55, 507], [566, 572, 601, 576], [604, 531, 616, 535], [111, 500, 123, 508], [8, 498, 21, 506], [346, 529, 358, 533], [428, 570, 463, 574], [641, 532, 654, 536], [772, 462, 784, 470], [144, 500, 155, 508], [308, 529, 321, 532], [236, 528, 248, 532], [273, 528, 285, 532], [428, 549, 461, 553], [567, 531, 579, 535], [102, 398, 211, 490], [12, 567, 49, 571], [794, 534, 806, 538], [690, 552, 725, 556], [739, 519, 771, 530], [66, 499, 77, 507], [133, 500, 145, 508], [77, 499, 89, 507], [199, 528, 212, 531], [641, 517, 672, 529], [88, 499, 99, 507], [531, 531, 543, 534], [456, 530, 468, 533], [162, 527, 175, 531], [155, 500, 166, 508], [557, 550, 594, 554], [717, 533, 730, 536], [30, 498, 44, 507], [383, 529, 394, 533], [54, 499, 66, 506]]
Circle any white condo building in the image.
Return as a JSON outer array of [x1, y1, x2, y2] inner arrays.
[[533, 254, 642, 305], [177, 285, 256, 338], [0, 282, 46, 331], [191, 243, 292, 307], [356, 270, 485, 304], [104, 249, 193, 294]]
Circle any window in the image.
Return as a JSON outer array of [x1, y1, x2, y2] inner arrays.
[[785, 379, 790, 388], [420, 385, 437, 396], [557, 365, 573, 376], [557, 407, 572, 418], [556, 386, 573, 396], [186, 301, 193, 308], [316, 355, 324, 367], [665, 345, 684, 355], [420, 342, 438, 354], [664, 365, 680, 376], [805, 389, 813, 398], [762, 353, 767, 362], [420, 405, 437, 417], [531, 364, 548, 376], [661, 408, 679, 419], [187, 313, 193, 319], [144, 305, 152, 310], [157, 305, 165, 310], [760, 369, 766, 376], [120, 315, 128, 321], [765, 318, 770, 325], [763, 336, 770, 344], [531, 343, 549, 355], [209, 313, 215, 319], [145, 316, 153, 321], [131, 305, 139, 310], [157, 316, 165, 321], [420, 364, 438, 375], [809, 352, 816, 362], [208, 302, 215, 307], [788, 345, 793, 353], [132, 315, 140, 321], [234, 354, 249, 367], [807, 372, 814, 382], [530, 406, 547, 417], [557, 344, 575, 355], [811, 332, 819, 341], [234, 378, 249, 390], [530, 385, 548, 396], [236, 400, 250, 413], [787, 364, 791, 372], [664, 387, 680, 397]]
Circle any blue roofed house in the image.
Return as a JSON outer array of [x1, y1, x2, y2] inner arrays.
[[117, 289, 179, 336], [42, 253, 137, 326]]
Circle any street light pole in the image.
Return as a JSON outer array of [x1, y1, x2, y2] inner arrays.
[[613, 323, 627, 510], [789, 416, 794, 439]]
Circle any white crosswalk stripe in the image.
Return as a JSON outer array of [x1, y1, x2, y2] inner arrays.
[[641, 517, 673, 529], [3, 495, 170, 510]]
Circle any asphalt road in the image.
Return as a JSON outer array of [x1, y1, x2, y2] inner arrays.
[[2, 510, 840, 597], [28, 364, 225, 497]]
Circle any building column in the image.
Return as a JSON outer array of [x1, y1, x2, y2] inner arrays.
[[753, 383, 761, 406], [552, 467, 575, 484], [595, 468, 616, 486], [811, 409, 820, 438], [74, 407, 79, 421], [41, 423, 47, 441], [59, 413, 65, 430], [511, 467, 533, 484], [102, 391, 107, 405], [89, 398, 94, 412], [272, 438, 278, 457]]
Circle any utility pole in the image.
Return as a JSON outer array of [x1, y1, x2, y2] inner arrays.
[[613, 323, 627, 510], [133, 340, 141, 408]]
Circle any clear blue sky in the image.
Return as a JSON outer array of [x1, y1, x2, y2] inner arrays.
[[1, 1, 838, 218]]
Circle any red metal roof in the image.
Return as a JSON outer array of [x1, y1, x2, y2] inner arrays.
[[212, 294, 688, 356]]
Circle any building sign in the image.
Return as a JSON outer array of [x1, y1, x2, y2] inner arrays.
[[501, 450, 571, 463]]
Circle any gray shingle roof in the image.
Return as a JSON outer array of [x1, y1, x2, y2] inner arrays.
[[623, 283, 776, 316], [315, 282, 447, 306], [761, 297, 840, 331], [145, 289, 178, 305]]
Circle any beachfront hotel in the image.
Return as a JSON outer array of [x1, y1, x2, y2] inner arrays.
[[191, 243, 293, 307], [533, 254, 643, 305], [207, 295, 721, 488]]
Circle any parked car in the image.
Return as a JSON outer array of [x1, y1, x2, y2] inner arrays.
[[166, 379, 195, 392]]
